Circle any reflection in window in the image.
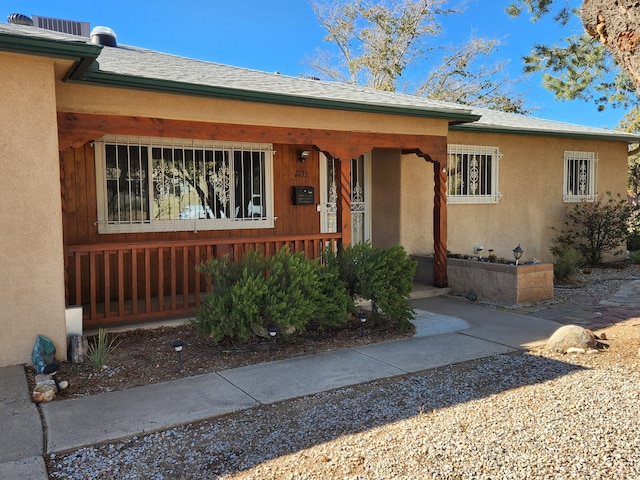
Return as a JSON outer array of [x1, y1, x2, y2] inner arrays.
[[96, 136, 273, 233]]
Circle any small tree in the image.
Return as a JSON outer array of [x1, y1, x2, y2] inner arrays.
[[553, 191, 636, 266]]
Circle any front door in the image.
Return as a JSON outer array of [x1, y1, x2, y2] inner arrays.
[[320, 153, 371, 245]]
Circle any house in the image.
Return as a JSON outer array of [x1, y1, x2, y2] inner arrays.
[[1, 18, 638, 367]]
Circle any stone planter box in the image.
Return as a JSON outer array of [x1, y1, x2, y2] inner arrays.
[[411, 255, 554, 305]]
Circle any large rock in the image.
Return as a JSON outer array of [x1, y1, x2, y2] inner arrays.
[[32, 383, 56, 403], [547, 325, 597, 353]]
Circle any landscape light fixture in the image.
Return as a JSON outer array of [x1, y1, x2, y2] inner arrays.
[[298, 150, 311, 163], [171, 339, 185, 372], [268, 326, 277, 357], [358, 312, 368, 337], [513, 244, 523, 265]]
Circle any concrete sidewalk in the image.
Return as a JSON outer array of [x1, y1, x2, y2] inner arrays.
[[0, 296, 562, 479]]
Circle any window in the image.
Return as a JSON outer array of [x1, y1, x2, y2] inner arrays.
[[447, 144, 502, 204], [95, 135, 274, 233], [563, 150, 597, 202]]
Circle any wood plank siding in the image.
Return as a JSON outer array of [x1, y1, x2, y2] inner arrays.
[[61, 136, 332, 328], [59, 113, 449, 327]]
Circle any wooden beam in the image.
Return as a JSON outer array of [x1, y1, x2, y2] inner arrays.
[[57, 112, 446, 153]]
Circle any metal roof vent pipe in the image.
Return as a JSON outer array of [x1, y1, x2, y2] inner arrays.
[[90, 26, 117, 47], [7, 13, 34, 26]]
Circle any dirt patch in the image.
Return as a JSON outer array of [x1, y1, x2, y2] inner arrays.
[[28, 316, 413, 399], [29, 262, 640, 400]]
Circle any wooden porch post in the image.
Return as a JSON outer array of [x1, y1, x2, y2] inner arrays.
[[403, 145, 449, 288], [433, 160, 448, 287]]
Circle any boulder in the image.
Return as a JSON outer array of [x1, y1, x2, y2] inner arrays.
[[547, 325, 597, 353]]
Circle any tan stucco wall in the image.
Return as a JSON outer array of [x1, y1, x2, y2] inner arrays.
[[400, 153, 435, 255], [400, 130, 629, 263], [55, 83, 449, 136], [371, 149, 402, 247], [0, 52, 67, 367]]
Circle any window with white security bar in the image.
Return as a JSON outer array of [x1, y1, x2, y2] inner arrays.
[[447, 144, 502, 204], [563, 150, 597, 202], [94, 135, 274, 233]]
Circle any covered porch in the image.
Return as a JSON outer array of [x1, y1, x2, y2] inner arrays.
[[59, 113, 451, 328]]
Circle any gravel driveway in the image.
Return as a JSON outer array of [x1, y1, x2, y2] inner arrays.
[[48, 266, 640, 479], [49, 344, 640, 479]]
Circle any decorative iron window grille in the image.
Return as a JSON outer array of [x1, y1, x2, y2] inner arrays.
[[447, 144, 502, 204], [563, 150, 598, 202], [94, 135, 274, 233]]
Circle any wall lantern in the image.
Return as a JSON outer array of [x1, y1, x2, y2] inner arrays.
[[513, 244, 523, 265], [298, 150, 311, 163]]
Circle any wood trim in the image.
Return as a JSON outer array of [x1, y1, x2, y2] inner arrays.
[[337, 158, 352, 247], [57, 112, 447, 157], [66, 233, 342, 327], [58, 112, 450, 288], [433, 161, 448, 287]]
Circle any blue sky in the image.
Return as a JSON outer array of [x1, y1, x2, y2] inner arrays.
[[2, 0, 626, 129]]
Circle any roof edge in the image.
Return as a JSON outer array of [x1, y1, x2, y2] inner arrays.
[[0, 31, 101, 60], [75, 69, 482, 122], [451, 123, 640, 144]]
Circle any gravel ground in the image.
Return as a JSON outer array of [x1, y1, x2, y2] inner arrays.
[[539, 263, 640, 305], [47, 265, 640, 479]]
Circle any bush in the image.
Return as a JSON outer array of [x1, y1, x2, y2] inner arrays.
[[194, 247, 353, 344], [629, 250, 640, 264], [329, 242, 417, 330], [550, 243, 584, 283], [628, 234, 640, 252], [628, 205, 640, 251], [553, 192, 636, 266]]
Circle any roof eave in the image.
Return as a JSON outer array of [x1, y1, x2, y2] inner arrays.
[[73, 69, 482, 122], [451, 123, 640, 144], [0, 31, 101, 60]]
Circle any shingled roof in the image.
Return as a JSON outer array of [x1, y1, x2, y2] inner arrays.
[[2, 21, 639, 143]]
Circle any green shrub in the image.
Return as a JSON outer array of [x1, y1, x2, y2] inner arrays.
[[550, 243, 584, 283], [553, 192, 636, 266], [86, 328, 121, 370], [194, 247, 352, 344], [329, 242, 417, 330], [629, 250, 640, 264], [628, 207, 640, 251], [312, 255, 357, 329], [628, 234, 640, 252]]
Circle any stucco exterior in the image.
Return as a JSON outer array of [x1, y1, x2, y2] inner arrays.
[[399, 130, 629, 263], [0, 21, 637, 367], [0, 52, 67, 366], [56, 83, 450, 137]]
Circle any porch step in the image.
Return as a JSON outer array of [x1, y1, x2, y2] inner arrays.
[[409, 282, 450, 300]]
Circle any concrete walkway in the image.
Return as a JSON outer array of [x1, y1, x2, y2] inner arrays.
[[1, 286, 632, 479]]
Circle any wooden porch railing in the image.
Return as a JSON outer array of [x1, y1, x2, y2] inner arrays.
[[65, 233, 342, 328]]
